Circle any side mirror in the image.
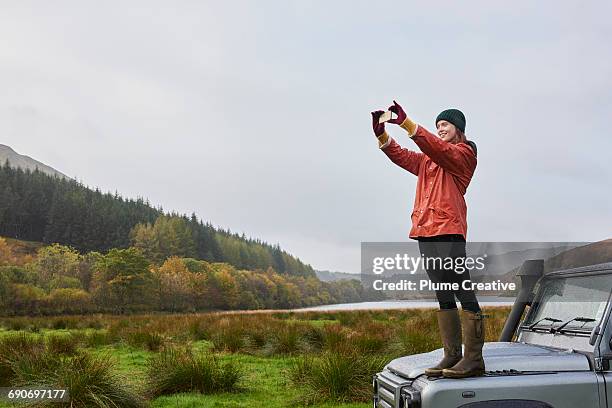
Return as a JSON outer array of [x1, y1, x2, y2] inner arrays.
[[589, 325, 600, 346]]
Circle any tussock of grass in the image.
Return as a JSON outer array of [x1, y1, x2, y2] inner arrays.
[[146, 347, 243, 397], [46, 333, 81, 355], [263, 323, 307, 356], [3, 349, 144, 408], [0, 331, 45, 354], [187, 319, 209, 341], [243, 326, 268, 351], [125, 330, 165, 352], [5, 348, 61, 387], [84, 330, 118, 348], [348, 332, 388, 355], [300, 325, 325, 352], [321, 324, 348, 353], [289, 351, 386, 404], [212, 324, 247, 353], [0, 332, 46, 385], [26, 352, 145, 408], [0, 332, 143, 407], [391, 330, 439, 357]]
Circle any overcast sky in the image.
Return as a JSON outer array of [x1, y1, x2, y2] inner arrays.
[[1, 1, 611, 273]]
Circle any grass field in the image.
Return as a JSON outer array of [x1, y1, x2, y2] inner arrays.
[[0, 307, 510, 407]]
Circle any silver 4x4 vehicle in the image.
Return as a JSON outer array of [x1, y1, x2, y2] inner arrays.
[[373, 260, 612, 408]]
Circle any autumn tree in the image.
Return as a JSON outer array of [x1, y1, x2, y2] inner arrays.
[[130, 216, 197, 263], [32, 244, 81, 289], [152, 256, 193, 312], [47, 288, 93, 314], [78, 251, 103, 292], [0, 237, 12, 266], [91, 248, 153, 313]]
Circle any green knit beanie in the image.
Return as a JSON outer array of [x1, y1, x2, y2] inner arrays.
[[436, 109, 466, 133]]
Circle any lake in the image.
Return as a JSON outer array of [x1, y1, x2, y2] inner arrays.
[[295, 296, 515, 312]]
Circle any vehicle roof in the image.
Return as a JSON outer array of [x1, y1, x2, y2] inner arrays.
[[545, 261, 612, 278]]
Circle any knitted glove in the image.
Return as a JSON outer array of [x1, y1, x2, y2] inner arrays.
[[387, 100, 417, 136], [371, 110, 386, 136], [371, 110, 390, 147]]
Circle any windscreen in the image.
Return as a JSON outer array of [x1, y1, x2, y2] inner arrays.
[[524, 273, 612, 331]]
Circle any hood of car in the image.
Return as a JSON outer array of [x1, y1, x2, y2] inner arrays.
[[385, 342, 591, 379]]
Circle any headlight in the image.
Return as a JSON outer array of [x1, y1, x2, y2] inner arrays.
[[372, 376, 378, 407], [401, 387, 421, 408]]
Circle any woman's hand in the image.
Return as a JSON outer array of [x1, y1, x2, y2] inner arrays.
[[387, 100, 407, 125], [371, 110, 386, 137], [388, 100, 417, 135]]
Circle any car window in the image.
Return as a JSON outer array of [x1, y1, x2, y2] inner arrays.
[[525, 274, 612, 330]]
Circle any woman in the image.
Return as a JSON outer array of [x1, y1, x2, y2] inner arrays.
[[371, 101, 485, 378]]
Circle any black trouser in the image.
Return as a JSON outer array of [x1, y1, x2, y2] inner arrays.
[[417, 234, 481, 313]]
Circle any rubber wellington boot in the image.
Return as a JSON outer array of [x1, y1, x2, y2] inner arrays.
[[424, 309, 462, 377], [442, 310, 485, 378]]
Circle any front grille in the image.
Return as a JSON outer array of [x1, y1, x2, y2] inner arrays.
[[373, 370, 412, 408]]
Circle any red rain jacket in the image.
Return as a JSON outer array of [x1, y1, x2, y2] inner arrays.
[[381, 126, 477, 240]]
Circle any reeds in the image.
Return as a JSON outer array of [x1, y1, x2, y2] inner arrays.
[[27, 353, 146, 408], [145, 347, 243, 397], [0, 307, 511, 405], [46, 332, 81, 355], [0, 332, 144, 407], [289, 351, 387, 404]]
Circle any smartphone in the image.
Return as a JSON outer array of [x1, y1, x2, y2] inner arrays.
[[378, 111, 396, 124]]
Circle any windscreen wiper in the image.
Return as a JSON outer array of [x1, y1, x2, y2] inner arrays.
[[550, 317, 596, 334], [524, 317, 563, 332]]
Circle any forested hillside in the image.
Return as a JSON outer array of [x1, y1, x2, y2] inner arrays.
[[0, 161, 313, 277], [0, 238, 379, 315]]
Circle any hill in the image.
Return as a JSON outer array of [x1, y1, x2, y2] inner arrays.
[[0, 144, 68, 179], [315, 269, 360, 282], [469, 244, 579, 276], [542, 240, 612, 272], [0, 154, 314, 277], [482, 240, 612, 295]]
